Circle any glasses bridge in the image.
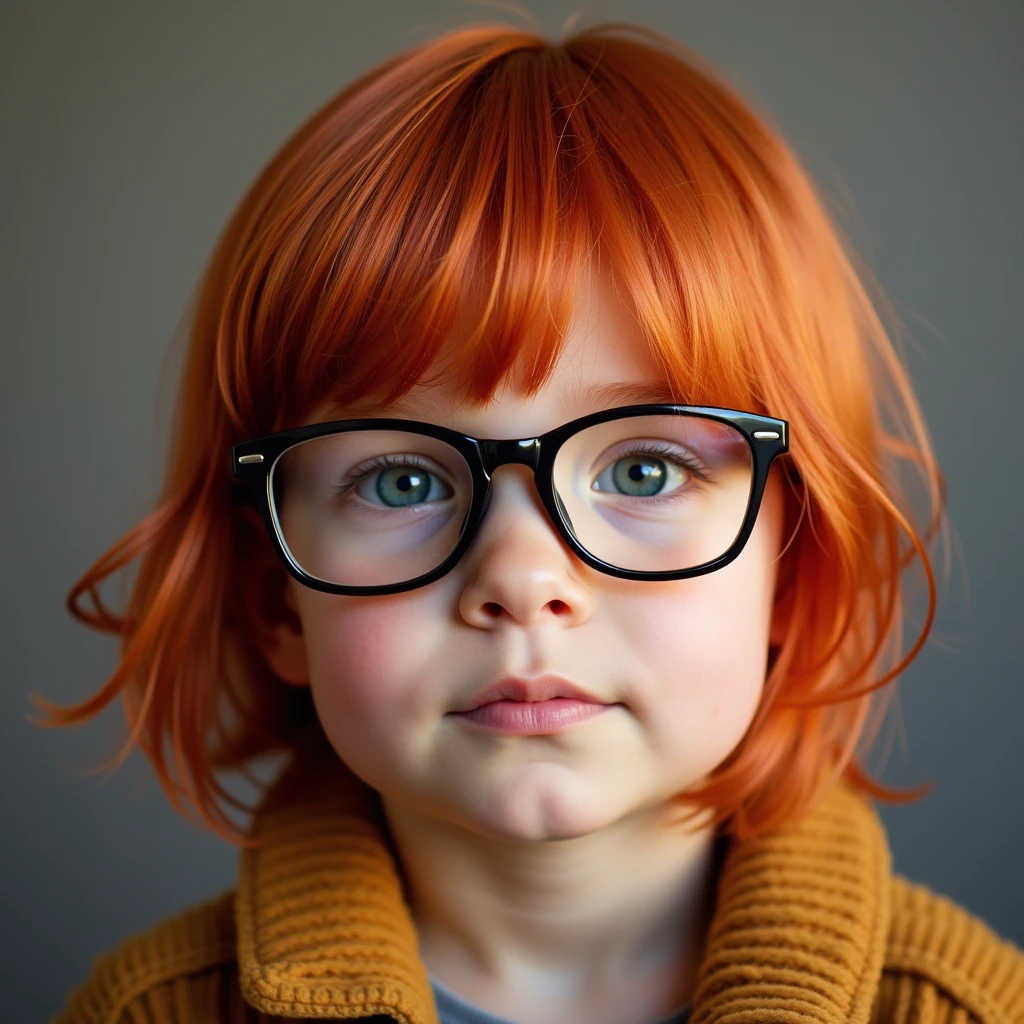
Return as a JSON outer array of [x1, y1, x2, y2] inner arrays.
[[478, 437, 542, 475]]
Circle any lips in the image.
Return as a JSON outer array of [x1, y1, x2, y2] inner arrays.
[[452, 674, 608, 713]]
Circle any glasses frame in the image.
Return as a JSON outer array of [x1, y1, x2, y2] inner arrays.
[[231, 404, 789, 596]]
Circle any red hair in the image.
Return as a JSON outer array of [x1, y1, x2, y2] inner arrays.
[[31, 20, 945, 846]]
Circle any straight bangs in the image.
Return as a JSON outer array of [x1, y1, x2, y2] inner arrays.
[[35, 22, 945, 846], [216, 25, 783, 434]]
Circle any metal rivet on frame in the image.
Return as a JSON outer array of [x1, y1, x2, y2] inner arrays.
[[238, 454, 265, 465], [752, 431, 780, 440]]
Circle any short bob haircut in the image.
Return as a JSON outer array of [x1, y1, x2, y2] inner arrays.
[[34, 20, 945, 847]]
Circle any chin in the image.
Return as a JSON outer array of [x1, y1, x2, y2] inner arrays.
[[472, 814, 612, 844], [463, 779, 625, 843]]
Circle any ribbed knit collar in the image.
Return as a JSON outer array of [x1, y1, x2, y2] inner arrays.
[[235, 748, 891, 1024]]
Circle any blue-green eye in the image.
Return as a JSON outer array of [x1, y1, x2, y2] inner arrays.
[[355, 462, 453, 507], [592, 451, 688, 497], [614, 456, 666, 496], [377, 467, 429, 506]]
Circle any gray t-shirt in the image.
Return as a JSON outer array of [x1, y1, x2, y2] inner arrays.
[[430, 974, 693, 1024]]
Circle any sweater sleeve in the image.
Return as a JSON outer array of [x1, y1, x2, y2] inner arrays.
[[871, 875, 1024, 1024], [49, 890, 239, 1024]]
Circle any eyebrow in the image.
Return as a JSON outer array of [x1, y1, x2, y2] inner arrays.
[[561, 380, 683, 411], [326, 380, 682, 425]]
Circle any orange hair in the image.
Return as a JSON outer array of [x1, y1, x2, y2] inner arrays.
[[31, 20, 945, 846]]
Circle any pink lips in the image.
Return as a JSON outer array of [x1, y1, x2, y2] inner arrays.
[[450, 674, 615, 734], [455, 698, 611, 733], [454, 674, 606, 712]]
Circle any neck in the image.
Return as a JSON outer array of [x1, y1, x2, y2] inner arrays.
[[380, 794, 722, 1018]]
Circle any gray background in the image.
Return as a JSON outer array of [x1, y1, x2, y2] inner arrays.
[[3, 2, 1022, 1020]]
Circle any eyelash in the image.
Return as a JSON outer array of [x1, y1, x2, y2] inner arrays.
[[603, 442, 711, 499], [335, 445, 710, 506], [332, 454, 449, 512]]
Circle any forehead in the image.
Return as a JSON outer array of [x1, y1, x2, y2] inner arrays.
[[320, 271, 679, 429]]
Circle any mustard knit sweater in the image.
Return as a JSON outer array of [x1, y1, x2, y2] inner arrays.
[[53, 751, 1024, 1024]]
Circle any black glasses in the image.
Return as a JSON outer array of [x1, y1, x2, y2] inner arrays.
[[231, 404, 788, 596]]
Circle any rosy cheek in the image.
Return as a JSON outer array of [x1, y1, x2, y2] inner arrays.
[[615, 574, 770, 735], [298, 593, 441, 709]]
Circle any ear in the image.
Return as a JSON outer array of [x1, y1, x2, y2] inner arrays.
[[234, 506, 311, 687]]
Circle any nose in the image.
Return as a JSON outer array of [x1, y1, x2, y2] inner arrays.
[[458, 466, 594, 629]]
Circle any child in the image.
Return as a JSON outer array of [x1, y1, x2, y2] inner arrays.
[[40, 18, 1023, 1024]]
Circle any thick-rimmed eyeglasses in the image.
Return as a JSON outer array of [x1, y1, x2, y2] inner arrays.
[[231, 404, 789, 596]]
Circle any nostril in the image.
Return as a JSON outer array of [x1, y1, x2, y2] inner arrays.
[[548, 599, 569, 615], [483, 602, 503, 618]]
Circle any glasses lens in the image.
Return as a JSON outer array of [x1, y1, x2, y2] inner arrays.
[[552, 414, 753, 572], [270, 430, 473, 588]]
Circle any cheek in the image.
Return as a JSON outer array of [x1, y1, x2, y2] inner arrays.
[[293, 590, 449, 741], [626, 582, 767, 703], [611, 527, 780, 762]]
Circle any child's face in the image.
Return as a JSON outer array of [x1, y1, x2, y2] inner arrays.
[[264, 275, 787, 841]]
